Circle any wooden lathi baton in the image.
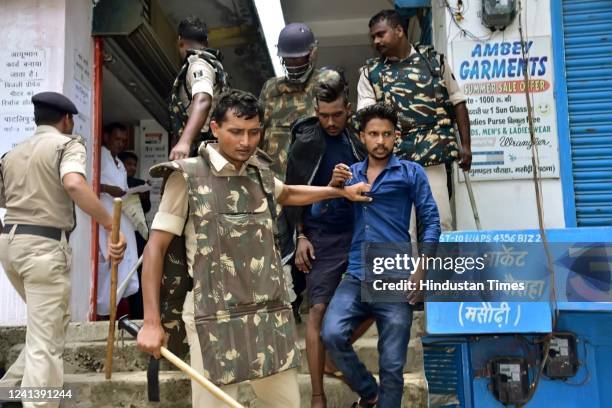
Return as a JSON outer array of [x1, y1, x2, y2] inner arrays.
[[118, 316, 244, 408], [104, 198, 122, 380]]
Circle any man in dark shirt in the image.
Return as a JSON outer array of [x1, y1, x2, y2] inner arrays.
[[118, 151, 152, 215], [283, 71, 367, 407], [320, 103, 441, 408]]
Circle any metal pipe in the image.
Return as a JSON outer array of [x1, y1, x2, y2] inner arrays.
[[116, 255, 143, 300], [463, 172, 482, 230]]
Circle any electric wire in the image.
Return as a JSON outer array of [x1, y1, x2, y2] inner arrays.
[[561, 339, 591, 387], [515, 0, 560, 404], [444, 0, 494, 43]]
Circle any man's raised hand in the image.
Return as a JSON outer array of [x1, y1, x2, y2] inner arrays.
[[329, 163, 352, 187]]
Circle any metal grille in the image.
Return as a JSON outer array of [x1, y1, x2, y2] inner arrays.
[[424, 344, 461, 406], [562, 0, 612, 226]]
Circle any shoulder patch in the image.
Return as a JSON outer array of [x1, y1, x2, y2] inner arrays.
[[150, 161, 184, 178], [193, 69, 204, 79]]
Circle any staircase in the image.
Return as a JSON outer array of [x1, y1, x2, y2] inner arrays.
[[1, 313, 429, 407]]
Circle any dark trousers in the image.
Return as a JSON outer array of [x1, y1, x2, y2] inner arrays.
[[127, 232, 146, 319], [321, 276, 413, 407]]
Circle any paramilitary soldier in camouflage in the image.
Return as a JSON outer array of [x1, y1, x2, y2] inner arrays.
[[259, 23, 337, 181], [358, 9, 472, 233], [137, 90, 372, 408], [169, 16, 229, 160]]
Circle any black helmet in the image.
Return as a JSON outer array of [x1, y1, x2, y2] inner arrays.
[[277, 23, 317, 84], [277, 23, 315, 58]]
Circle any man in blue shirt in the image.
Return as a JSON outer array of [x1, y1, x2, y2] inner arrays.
[[320, 103, 441, 407]]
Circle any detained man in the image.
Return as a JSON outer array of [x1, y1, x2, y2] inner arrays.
[[283, 70, 374, 407], [320, 104, 441, 407]]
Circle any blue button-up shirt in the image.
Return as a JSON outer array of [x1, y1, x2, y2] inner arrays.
[[313, 155, 441, 279]]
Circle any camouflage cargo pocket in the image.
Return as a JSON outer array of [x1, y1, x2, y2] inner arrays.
[[216, 212, 287, 307], [196, 306, 300, 385]]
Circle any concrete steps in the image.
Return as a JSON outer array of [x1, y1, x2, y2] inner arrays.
[[7, 336, 424, 376], [1, 312, 430, 407], [58, 371, 428, 408]]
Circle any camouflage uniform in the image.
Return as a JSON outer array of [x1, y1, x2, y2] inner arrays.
[[150, 144, 301, 386], [259, 69, 338, 181], [361, 44, 460, 167], [169, 48, 229, 155]]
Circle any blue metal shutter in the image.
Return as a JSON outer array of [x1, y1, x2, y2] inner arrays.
[[562, 0, 612, 226], [423, 344, 461, 406]]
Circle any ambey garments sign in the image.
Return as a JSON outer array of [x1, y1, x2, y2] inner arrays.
[[452, 37, 560, 181]]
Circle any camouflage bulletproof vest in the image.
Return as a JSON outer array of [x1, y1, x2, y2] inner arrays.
[[169, 48, 229, 151], [260, 69, 337, 180], [365, 45, 460, 166], [151, 148, 300, 385]]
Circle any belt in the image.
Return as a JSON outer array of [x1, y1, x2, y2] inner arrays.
[[2, 224, 69, 241]]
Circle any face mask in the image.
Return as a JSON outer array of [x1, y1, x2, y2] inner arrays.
[[281, 57, 314, 84]]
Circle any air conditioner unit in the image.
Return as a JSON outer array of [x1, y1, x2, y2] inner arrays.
[[92, 0, 179, 129]]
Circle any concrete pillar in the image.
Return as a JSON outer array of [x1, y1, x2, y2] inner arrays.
[[0, 0, 94, 324]]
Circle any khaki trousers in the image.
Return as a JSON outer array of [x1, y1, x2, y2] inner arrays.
[[182, 291, 300, 408], [409, 163, 453, 239], [0, 228, 72, 408]]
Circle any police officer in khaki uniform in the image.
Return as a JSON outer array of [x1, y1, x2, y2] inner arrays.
[[0, 92, 126, 407]]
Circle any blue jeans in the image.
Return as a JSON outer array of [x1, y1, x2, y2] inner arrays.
[[321, 276, 413, 408]]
